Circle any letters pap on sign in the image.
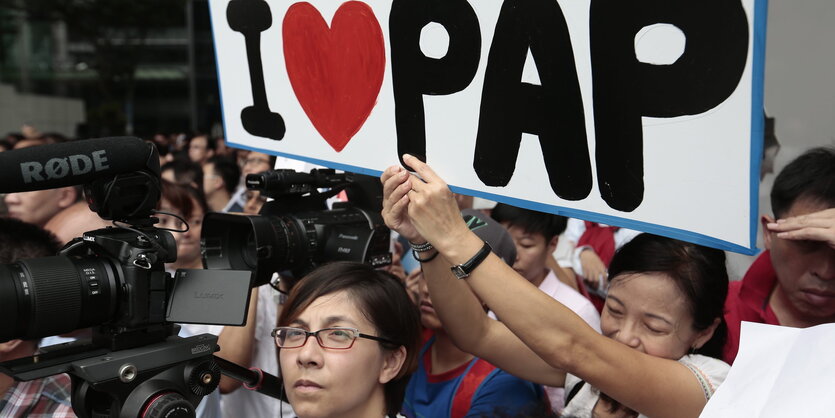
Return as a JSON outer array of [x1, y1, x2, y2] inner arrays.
[[209, 0, 766, 253]]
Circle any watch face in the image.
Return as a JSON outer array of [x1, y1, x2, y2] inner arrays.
[[451, 265, 469, 279]]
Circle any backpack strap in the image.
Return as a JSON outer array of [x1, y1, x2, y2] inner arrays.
[[565, 379, 586, 405], [450, 358, 497, 418]]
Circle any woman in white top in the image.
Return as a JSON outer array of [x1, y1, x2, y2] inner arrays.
[[275, 261, 421, 418], [381, 155, 730, 418]]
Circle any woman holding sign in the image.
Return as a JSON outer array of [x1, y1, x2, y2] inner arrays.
[[381, 154, 729, 418]]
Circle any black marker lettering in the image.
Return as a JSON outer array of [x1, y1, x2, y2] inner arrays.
[[473, 0, 591, 201], [389, 0, 481, 167], [589, 0, 748, 211], [227, 0, 286, 140]]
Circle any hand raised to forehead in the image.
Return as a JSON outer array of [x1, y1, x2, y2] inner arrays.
[[768, 208, 835, 251]]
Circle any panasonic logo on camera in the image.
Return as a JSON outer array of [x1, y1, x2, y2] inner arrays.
[[338, 234, 359, 240], [20, 150, 110, 184]]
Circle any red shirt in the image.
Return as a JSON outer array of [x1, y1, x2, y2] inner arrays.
[[722, 251, 781, 365]]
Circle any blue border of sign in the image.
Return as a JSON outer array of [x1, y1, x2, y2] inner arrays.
[[748, 0, 769, 254], [210, 0, 768, 256]]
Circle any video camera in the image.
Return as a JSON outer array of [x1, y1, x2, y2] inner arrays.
[[203, 167, 393, 291], [0, 137, 391, 417]]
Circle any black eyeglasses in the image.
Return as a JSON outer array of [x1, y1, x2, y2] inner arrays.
[[272, 326, 398, 349]]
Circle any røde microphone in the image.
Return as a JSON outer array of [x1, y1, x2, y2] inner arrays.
[[0, 136, 159, 193]]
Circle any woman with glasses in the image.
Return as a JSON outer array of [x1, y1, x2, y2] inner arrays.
[[380, 155, 730, 418], [275, 261, 421, 418]]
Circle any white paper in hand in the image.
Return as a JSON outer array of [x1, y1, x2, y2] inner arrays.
[[701, 321, 835, 417]]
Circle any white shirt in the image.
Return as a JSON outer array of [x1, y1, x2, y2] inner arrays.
[[220, 284, 294, 417], [221, 186, 247, 213], [562, 354, 729, 418], [488, 270, 601, 331]]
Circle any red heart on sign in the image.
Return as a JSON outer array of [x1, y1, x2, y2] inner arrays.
[[283, 1, 385, 152]]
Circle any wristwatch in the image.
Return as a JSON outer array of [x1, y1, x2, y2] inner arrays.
[[450, 241, 492, 279]]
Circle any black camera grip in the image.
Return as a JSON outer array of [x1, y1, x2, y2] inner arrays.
[[214, 355, 288, 402]]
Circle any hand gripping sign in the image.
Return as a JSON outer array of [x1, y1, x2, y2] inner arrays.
[[210, 0, 766, 254]]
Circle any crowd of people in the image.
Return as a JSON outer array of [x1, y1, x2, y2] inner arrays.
[[0, 126, 833, 418]]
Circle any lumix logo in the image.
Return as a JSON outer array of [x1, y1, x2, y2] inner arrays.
[[194, 291, 224, 300]]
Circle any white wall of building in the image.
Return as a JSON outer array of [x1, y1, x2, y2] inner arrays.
[[765, 0, 835, 151], [725, 0, 835, 280], [0, 83, 85, 137]]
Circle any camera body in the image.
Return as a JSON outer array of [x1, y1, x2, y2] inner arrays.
[[203, 168, 392, 289], [0, 222, 179, 350], [0, 139, 393, 417], [0, 138, 252, 351], [0, 137, 250, 417]]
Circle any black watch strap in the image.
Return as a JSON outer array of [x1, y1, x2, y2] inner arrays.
[[450, 241, 492, 279]]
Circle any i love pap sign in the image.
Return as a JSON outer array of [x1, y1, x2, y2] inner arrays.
[[210, 0, 767, 254]]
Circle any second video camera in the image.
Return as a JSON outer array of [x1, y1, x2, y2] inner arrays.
[[202, 168, 392, 289]]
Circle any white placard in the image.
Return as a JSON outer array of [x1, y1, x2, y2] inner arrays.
[[701, 322, 835, 417], [210, 0, 767, 253]]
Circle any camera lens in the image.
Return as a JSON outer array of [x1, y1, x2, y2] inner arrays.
[[0, 256, 119, 342], [202, 170, 392, 290], [202, 212, 296, 288]]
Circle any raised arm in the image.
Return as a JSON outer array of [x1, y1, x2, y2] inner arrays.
[[381, 165, 565, 387], [215, 287, 259, 393], [393, 154, 717, 418]]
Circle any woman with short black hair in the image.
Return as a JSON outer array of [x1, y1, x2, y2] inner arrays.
[[276, 261, 421, 418]]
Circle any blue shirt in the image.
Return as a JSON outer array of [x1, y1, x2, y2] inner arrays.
[[403, 337, 545, 418]]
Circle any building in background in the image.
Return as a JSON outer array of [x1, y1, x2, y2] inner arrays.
[[0, 82, 84, 135], [0, 0, 221, 138]]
